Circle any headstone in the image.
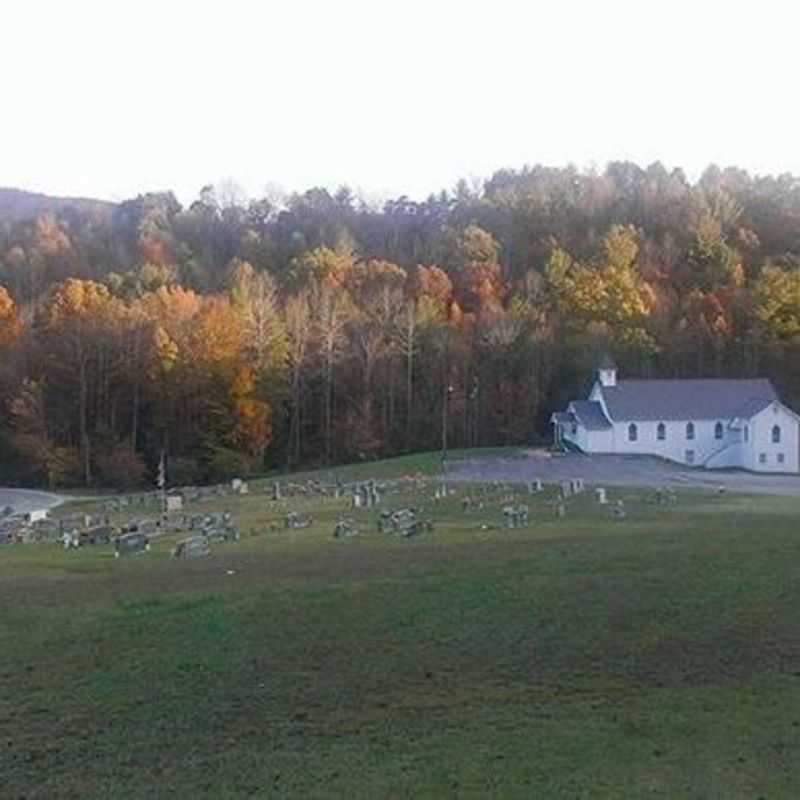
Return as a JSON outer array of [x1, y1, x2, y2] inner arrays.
[[284, 511, 312, 529], [83, 526, 113, 545], [502, 505, 529, 528], [165, 495, 183, 512], [612, 500, 626, 519], [595, 487, 607, 505], [555, 503, 566, 518], [204, 526, 240, 543], [172, 535, 210, 558], [114, 532, 150, 557], [333, 518, 358, 538]]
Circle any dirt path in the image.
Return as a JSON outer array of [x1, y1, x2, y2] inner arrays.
[[445, 452, 800, 496]]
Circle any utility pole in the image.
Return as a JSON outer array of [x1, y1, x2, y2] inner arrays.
[[441, 383, 453, 475], [470, 376, 479, 448], [157, 449, 166, 513]]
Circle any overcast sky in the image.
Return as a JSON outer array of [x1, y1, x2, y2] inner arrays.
[[2, 0, 798, 205]]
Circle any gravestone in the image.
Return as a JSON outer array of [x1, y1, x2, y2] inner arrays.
[[653, 487, 676, 505], [612, 500, 626, 519], [333, 518, 359, 538], [284, 511, 312, 529], [165, 495, 183, 513], [204, 526, 240, 543], [114, 532, 150, 557], [595, 487, 608, 504], [378, 508, 432, 537], [502, 505, 529, 529], [82, 526, 113, 545], [172, 535, 210, 559], [554, 503, 566, 518], [61, 530, 80, 549]]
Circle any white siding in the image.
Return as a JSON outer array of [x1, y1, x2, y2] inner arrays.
[[562, 383, 800, 474], [746, 404, 800, 473], [602, 419, 734, 466], [585, 428, 614, 452]]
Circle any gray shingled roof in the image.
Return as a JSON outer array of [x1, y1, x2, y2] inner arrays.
[[570, 400, 612, 430], [600, 379, 777, 422]]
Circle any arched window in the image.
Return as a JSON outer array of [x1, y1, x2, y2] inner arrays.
[[686, 422, 695, 440], [714, 421, 724, 440], [657, 422, 666, 441], [772, 425, 781, 444], [628, 423, 638, 442]]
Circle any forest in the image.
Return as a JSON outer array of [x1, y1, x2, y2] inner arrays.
[[1, 161, 800, 487]]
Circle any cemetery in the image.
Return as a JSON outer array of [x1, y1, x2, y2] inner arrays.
[[3, 450, 800, 797]]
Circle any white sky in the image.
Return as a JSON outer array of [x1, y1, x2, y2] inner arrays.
[[2, 0, 798, 205]]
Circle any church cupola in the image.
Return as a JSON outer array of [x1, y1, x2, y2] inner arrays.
[[597, 354, 617, 387]]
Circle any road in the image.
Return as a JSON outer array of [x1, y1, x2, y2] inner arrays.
[[0, 488, 64, 515], [445, 452, 800, 496]]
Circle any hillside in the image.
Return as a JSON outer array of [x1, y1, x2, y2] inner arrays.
[[0, 186, 115, 222]]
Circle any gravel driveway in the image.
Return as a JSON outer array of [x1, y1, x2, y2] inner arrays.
[[446, 452, 800, 497], [0, 488, 64, 515]]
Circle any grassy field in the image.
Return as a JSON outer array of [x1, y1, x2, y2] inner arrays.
[[3, 462, 800, 798]]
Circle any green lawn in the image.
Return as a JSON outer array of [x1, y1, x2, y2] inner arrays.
[[254, 446, 527, 483], [2, 470, 800, 798]]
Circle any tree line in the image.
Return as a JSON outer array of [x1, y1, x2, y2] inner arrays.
[[2, 161, 800, 487]]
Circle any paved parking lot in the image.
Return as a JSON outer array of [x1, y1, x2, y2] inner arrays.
[[446, 452, 800, 496], [0, 489, 64, 514]]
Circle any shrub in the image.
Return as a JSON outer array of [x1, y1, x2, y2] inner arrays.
[[166, 456, 203, 486], [204, 446, 257, 483], [95, 446, 147, 489]]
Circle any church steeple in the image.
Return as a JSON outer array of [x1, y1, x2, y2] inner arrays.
[[597, 354, 617, 387]]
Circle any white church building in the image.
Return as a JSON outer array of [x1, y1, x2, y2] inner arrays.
[[551, 358, 800, 473]]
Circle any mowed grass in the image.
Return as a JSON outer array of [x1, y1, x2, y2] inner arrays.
[[2, 472, 800, 798]]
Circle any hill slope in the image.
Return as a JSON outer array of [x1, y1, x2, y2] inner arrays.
[[0, 187, 115, 222]]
